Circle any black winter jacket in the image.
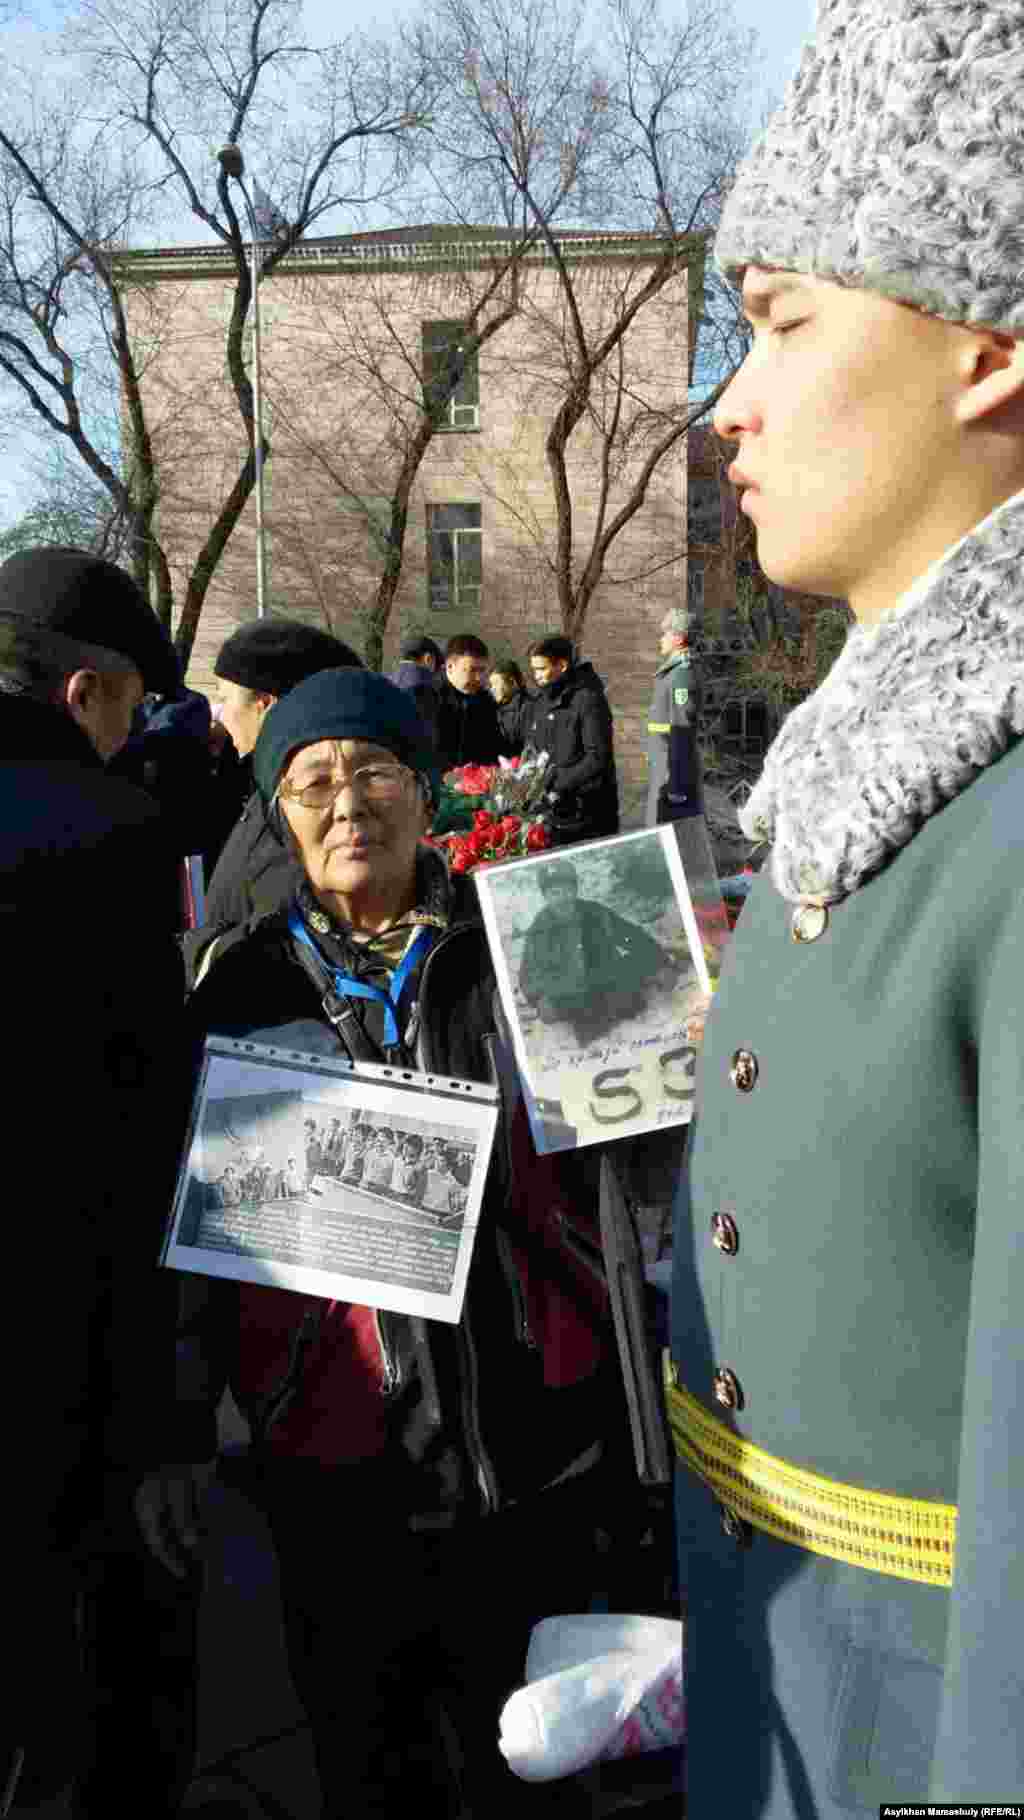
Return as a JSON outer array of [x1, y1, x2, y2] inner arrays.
[[523, 661, 619, 845], [182, 771, 300, 986], [388, 660, 440, 748], [0, 695, 186, 1783], [432, 675, 506, 771], [177, 856, 616, 1516], [495, 688, 533, 752]]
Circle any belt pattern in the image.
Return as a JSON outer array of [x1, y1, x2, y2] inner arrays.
[[663, 1355, 956, 1586]]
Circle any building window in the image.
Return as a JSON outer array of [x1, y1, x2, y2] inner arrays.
[[427, 504, 482, 612], [687, 470, 722, 547], [422, 321, 480, 430]]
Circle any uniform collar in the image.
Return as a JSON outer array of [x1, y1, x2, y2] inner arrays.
[[655, 650, 689, 677], [740, 484, 1024, 906]]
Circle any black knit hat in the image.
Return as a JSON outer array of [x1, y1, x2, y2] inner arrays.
[[253, 667, 439, 806], [214, 618, 362, 697], [0, 546, 180, 697]]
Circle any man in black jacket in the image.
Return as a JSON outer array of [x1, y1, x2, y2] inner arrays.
[[525, 635, 620, 847], [432, 631, 505, 771], [0, 546, 191, 1813], [184, 619, 361, 983]]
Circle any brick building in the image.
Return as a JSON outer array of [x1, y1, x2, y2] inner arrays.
[[118, 225, 706, 806]]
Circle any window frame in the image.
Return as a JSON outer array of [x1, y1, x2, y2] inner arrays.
[[426, 502, 482, 613], [422, 320, 481, 433]]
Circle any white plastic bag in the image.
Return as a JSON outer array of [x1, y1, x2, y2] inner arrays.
[[498, 1613, 684, 1782]]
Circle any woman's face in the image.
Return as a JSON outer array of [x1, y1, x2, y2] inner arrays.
[[279, 737, 429, 919], [713, 265, 1024, 626]]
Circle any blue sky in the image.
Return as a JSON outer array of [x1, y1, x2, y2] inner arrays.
[[0, 0, 818, 524]]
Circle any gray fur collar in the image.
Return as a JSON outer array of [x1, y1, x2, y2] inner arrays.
[[739, 486, 1024, 905]]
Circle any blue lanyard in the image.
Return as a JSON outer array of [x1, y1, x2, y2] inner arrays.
[[289, 910, 435, 1049]]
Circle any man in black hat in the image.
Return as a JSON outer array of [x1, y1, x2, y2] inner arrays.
[[0, 546, 198, 1812], [188, 618, 362, 981]]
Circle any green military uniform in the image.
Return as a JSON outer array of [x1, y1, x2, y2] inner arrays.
[[670, 488, 1024, 1813], [644, 648, 703, 827]]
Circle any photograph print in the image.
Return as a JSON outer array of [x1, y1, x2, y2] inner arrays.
[[163, 1039, 498, 1323], [474, 824, 712, 1153]]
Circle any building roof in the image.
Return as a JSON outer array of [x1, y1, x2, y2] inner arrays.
[[113, 220, 711, 279]]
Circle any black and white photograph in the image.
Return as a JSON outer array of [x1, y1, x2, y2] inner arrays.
[[475, 825, 712, 1152], [163, 1038, 498, 1322]]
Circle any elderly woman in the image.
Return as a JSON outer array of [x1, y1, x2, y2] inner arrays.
[[166, 669, 614, 1820]]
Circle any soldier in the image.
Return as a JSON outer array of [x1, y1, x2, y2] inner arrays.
[[644, 606, 703, 825], [669, 0, 1024, 1812]]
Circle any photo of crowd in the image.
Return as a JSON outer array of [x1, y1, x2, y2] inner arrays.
[[195, 1094, 475, 1234]]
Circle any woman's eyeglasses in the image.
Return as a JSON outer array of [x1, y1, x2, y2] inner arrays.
[[279, 763, 414, 811]]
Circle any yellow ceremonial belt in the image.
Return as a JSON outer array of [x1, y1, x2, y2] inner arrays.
[[663, 1354, 956, 1587]]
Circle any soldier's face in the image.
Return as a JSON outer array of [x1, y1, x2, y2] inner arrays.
[[713, 265, 1024, 627]]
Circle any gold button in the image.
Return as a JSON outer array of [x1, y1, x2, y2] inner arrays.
[[792, 904, 829, 943], [712, 1366, 743, 1411], [711, 1212, 739, 1256], [730, 1048, 758, 1092], [720, 1505, 753, 1547]]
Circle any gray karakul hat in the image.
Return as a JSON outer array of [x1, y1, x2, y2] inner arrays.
[[714, 0, 1024, 337]]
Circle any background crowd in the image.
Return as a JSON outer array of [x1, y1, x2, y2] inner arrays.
[[2, 549, 681, 1820]]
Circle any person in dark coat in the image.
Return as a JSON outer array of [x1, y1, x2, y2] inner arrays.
[[669, 2, 1024, 1810], [388, 633, 442, 748], [0, 546, 193, 1814], [488, 658, 531, 751], [519, 859, 675, 1047], [183, 618, 361, 985], [147, 669, 626, 1820], [525, 635, 619, 846], [108, 685, 238, 908], [432, 631, 507, 770]]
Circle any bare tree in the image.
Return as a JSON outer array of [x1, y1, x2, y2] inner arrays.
[[0, 0, 434, 662], [410, 0, 759, 649], [237, 0, 616, 668], [261, 242, 553, 669]]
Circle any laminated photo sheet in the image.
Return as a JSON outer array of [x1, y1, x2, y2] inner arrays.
[[474, 824, 712, 1154], [162, 1036, 499, 1323]]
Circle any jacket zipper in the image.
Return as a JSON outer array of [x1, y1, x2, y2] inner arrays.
[[457, 1310, 499, 1513], [494, 1226, 536, 1349], [415, 923, 501, 1511], [373, 1308, 402, 1397], [554, 1210, 608, 1291]]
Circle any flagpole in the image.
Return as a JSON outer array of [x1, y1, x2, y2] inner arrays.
[[216, 144, 267, 620]]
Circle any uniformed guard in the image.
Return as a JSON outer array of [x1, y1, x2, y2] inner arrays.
[[644, 606, 703, 826], [670, 0, 1024, 1811]]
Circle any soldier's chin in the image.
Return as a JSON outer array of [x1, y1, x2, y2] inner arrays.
[[754, 536, 841, 601]]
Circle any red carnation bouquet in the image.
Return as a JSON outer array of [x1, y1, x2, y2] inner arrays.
[[428, 747, 552, 874]]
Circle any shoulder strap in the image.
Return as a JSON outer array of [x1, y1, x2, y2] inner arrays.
[[286, 921, 381, 1065]]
